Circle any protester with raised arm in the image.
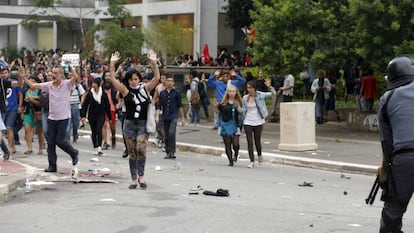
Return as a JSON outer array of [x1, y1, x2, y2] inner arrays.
[[109, 50, 160, 190], [23, 63, 80, 180]]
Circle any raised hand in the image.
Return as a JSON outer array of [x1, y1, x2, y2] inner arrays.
[[110, 51, 121, 63], [147, 50, 158, 64]]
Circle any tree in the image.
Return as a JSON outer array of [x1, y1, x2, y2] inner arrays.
[[22, 0, 100, 50], [88, 22, 144, 58], [251, 0, 341, 73], [224, 0, 255, 29], [144, 19, 194, 63], [83, 0, 145, 58], [22, 0, 131, 53], [347, 0, 414, 70]]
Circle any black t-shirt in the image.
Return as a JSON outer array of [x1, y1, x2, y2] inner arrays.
[[124, 84, 150, 120], [0, 79, 12, 113]]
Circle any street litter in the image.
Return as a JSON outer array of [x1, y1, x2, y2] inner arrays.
[[25, 181, 55, 186], [198, 168, 204, 172], [298, 213, 305, 216], [98, 168, 110, 172], [82, 135, 91, 139], [340, 174, 351, 179], [203, 188, 229, 197], [191, 185, 203, 191], [172, 162, 181, 170], [264, 141, 270, 144], [99, 198, 116, 202], [347, 224, 362, 227], [311, 152, 317, 155], [155, 165, 162, 171], [188, 191, 199, 195], [0, 172, 8, 176], [90, 157, 99, 162], [343, 191, 348, 195], [298, 182, 314, 187]]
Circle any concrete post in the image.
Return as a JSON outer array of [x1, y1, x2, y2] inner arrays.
[[278, 102, 318, 151]]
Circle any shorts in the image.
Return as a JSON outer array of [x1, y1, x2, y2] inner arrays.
[[4, 111, 18, 129], [123, 119, 147, 138]]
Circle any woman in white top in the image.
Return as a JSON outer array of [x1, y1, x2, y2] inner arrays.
[[242, 80, 276, 168]]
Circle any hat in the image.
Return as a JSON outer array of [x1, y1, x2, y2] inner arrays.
[[10, 70, 18, 80]]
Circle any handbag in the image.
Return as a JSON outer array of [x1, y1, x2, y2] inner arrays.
[[146, 103, 156, 135], [33, 110, 42, 122]]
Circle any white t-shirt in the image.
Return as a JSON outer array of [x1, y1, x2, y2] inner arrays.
[[282, 74, 295, 96], [243, 101, 265, 126], [69, 83, 86, 109]]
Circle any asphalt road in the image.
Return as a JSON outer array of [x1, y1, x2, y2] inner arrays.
[[0, 134, 411, 233]]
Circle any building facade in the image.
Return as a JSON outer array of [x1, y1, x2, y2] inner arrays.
[[0, 0, 246, 61]]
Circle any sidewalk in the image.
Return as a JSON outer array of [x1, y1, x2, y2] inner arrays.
[[0, 120, 381, 196]]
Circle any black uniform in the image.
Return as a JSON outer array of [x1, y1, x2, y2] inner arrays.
[[379, 55, 414, 232]]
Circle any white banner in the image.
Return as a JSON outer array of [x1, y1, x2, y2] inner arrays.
[[61, 53, 80, 67]]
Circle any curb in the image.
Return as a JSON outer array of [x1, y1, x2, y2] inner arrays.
[[0, 161, 37, 196], [80, 130, 378, 175]]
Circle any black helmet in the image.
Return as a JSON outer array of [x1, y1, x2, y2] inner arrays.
[[386, 55, 414, 90]]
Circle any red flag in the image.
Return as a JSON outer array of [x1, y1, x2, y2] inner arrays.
[[245, 53, 251, 66], [202, 44, 211, 65]]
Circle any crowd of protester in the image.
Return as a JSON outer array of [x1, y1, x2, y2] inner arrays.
[[0, 48, 378, 183]]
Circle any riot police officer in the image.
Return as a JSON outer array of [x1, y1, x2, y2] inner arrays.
[[379, 55, 414, 232]]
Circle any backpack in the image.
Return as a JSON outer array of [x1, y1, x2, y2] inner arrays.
[[190, 91, 201, 108], [197, 81, 207, 99]]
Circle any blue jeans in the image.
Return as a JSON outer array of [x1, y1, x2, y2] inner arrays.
[[66, 105, 80, 141], [47, 119, 78, 169], [0, 112, 9, 154], [42, 111, 49, 141], [190, 106, 200, 123], [163, 118, 178, 154], [315, 100, 327, 122]]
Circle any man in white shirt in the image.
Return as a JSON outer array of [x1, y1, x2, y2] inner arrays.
[[279, 73, 295, 102]]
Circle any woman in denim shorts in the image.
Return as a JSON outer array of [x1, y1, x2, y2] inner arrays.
[[108, 50, 160, 189]]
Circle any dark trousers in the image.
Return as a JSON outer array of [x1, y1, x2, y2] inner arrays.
[[47, 119, 78, 168], [380, 154, 414, 232], [89, 114, 105, 148], [244, 124, 263, 162], [163, 118, 178, 154]]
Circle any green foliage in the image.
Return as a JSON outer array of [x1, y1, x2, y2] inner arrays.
[[224, 0, 255, 29], [1, 45, 19, 62], [33, 0, 59, 8], [106, 0, 131, 21], [144, 19, 193, 61], [248, 0, 414, 97], [88, 22, 144, 58]]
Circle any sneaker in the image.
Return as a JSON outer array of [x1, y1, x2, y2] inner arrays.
[[170, 153, 176, 159], [247, 162, 254, 168], [71, 166, 79, 181], [164, 153, 171, 159], [97, 146, 103, 156], [102, 143, 109, 150]]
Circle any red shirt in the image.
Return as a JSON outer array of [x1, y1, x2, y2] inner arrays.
[[361, 75, 377, 100]]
